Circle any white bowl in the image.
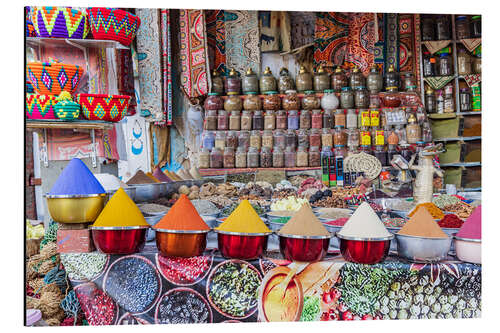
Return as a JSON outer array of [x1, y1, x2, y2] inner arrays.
[[454, 236, 481, 264]]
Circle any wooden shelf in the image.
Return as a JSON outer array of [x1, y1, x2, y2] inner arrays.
[[26, 120, 115, 130], [26, 37, 129, 50], [199, 167, 321, 177]]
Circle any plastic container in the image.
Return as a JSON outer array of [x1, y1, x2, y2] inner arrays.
[[282, 90, 300, 111], [340, 87, 354, 109], [296, 146, 309, 167], [309, 128, 321, 147], [301, 91, 320, 110], [241, 110, 253, 130], [260, 147, 272, 167], [217, 110, 229, 130], [262, 130, 273, 148], [314, 66, 330, 92], [331, 67, 348, 92], [205, 110, 217, 130], [253, 110, 264, 130], [225, 68, 241, 94], [210, 148, 223, 168], [243, 92, 262, 111], [260, 67, 277, 94], [278, 68, 295, 93], [264, 110, 276, 130], [263, 92, 281, 111], [247, 147, 260, 168], [242, 68, 259, 94], [350, 66, 365, 89], [223, 147, 235, 168], [299, 110, 311, 129], [323, 109, 334, 129], [229, 111, 241, 131], [311, 109, 323, 129], [273, 147, 285, 168], [296, 66, 313, 92]]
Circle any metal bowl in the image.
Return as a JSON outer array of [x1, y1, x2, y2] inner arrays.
[[454, 235, 481, 264], [278, 233, 331, 262], [215, 230, 271, 260], [337, 234, 393, 264], [106, 187, 137, 203], [91, 226, 149, 254], [133, 183, 163, 203], [395, 234, 452, 263], [155, 229, 209, 257], [46, 193, 107, 223]]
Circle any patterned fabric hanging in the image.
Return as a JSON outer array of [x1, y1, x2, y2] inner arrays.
[[115, 49, 137, 116], [345, 13, 376, 75], [384, 13, 399, 72], [374, 13, 385, 72], [289, 12, 316, 50], [205, 10, 227, 74], [313, 12, 350, 68], [259, 11, 280, 52], [179, 9, 209, 97], [160, 9, 172, 125], [460, 38, 481, 53], [423, 40, 452, 55], [399, 14, 422, 91]]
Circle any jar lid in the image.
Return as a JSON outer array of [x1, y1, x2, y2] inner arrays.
[[386, 86, 398, 92], [299, 66, 308, 74], [304, 90, 315, 95], [360, 145, 371, 148], [355, 86, 366, 90], [246, 68, 255, 75], [263, 66, 272, 75], [227, 92, 239, 96], [460, 88, 470, 92], [341, 87, 352, 91], [387, 64, 395, 72], [316, 65, 325, 74], [440, 53, 450, 57], [456, 16, 467, 20], [352, 66, 360, 73], [285, 90, 297, 94], [334, 67, 343, 73], [228, 68, 238, 76], [245, 91, 258, 95], [208, 92, 219, 96], [323, 89, 334, 93], [370, 64, 379, 72], [265, 91, 279, 95], [407, 85, 417, 89], [416, 141, 425, 144], [334, 145, 345, 148], [212, 69, 220, 76], [472, 15, 481, 20]]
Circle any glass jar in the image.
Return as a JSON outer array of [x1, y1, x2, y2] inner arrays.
[[250, 130, 262, 149], [369, 93, 381, 109], [298, 129, 309, 148], [335, 109, 346, 128], [199, 148, 210, 168], [421, 16, 435, 41], [347, 128, 360, 148], [205, 110, 218, 130], [301, 91, 320, 110], [471, 16, 481, 38], [359, 145, 373, 156], [229, 111, 241, 130], [346, 109, 357, 129], [473, 56, 481, 74], [242, 68, 259, 94], [425, 88, 436, 113], [395, 125, 407, 144], [309, 128, 321, 147], [243, 92, 262, 111], [422, 122, 433, 142], [282, 90, 300, 111], [260, 67, 277, 93], [402, 73, 416, 92], [340, 87, 354, 109], [278, 67, 295, 94], [350, 66, 365, 89], [210, 148, 223, 168], [218, 110, 229, 130], [323, 109, 333, 129], [262, 130, 274, 148], [241, 110, 253, 130], [406, 114, 421, 144], [385, 65, 399, 90], [311, 109, 323, 129], [253, 110, 264, 130], [223, 147, 235, 168], [423, 51, 436, 77], [211, 70, 225, 95], [287, 110, 299, 130], [374, 146, 388, 166], [367, 65, 383, 93], [202, 131, 215, 150], [273, 147, 285, 168], [285, 129, 297, 148], [204, 93, 224, 110], [276, 110, 287, 129], [296, 66, 313, 92], [438, 53, 453, 76], [264, 110, 276, 130], [238, 131, 250, 150], [354, 86, 369, 108], [274, 130, 286, 149], [460, 88, 472, 111], [309, 146, 321, 167], [457, 49, 472, 75], [224, 93, 243, 112], [331, 67, 348, 92], [260, 147, 272, 167], [314, 65, 330, 92], [387, 144, 398, 163], [321, 89, 340, 110], [296, 146, 309, 167], [284, 146, 296, 168], [215, 131, 226, 150], [247, 147, 260, 168], [300, 110, 311, 129], [226, 131, 238, 149], [263, 91, 281, 111], [334, 145, 347, 158], [235, 146, 247, 168], [334, 127, 347, 146], [225, 68, 241, 94], [455, 16, 470, 40], [436, 15, 451, 40], [321, 128, 333, 147]]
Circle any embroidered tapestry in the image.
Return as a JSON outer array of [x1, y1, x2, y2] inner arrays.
[[160, 9, 172, 125], [345, 13, 376, 75], [205, 10, 226, 74], [313, 12, 350, 68], [399, 14, 422, 91], [384, 13, 399, 71]]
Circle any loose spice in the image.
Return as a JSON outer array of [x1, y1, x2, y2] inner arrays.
[[75, 283, 116, 326], [338, 202, 392, 239], [437, 214, 464, 228], [278, 204, 330, 237], [215, 200, 271, 233], [456, 205, 481, 239], [146, 172, 161, 183], [92, 188, 149, 227], [152, 167, 171, 182], [60, 253, 107, 281], [126, 170, 157, 185], [398, 207, 448, 238], [157, 289, 211, 324], [154, 194, 210, 231], [50, 158, 106, 195], [408, 202, 444, 220], [157, 255, 212, 285]]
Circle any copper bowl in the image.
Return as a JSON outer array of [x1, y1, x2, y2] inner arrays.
[[46, 193, 106, 223], [215, 230, 271, 260], [278, 233, 331, 262], [91, 226, 149, 254], [155, 229, 210, 257], [337, 234, 393, 264]]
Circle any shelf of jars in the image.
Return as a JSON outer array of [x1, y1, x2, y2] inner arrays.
[[198, 166, 321, 177]]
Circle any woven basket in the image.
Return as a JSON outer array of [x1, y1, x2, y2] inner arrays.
[[88, 8, 140, 46], [54, 101, 81, 120], [77, 93, 131, 122], [31, 6, 90, 39], [26, 7, 37, 37], [26, 94, 58, 120], [27, 61, 84, 96]]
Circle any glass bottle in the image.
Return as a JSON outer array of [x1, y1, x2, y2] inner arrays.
[[311, 109, 323, 129], [243, 92, 262, 111], [460, 88, 472, 111], [346, 109, 357, 129], [205, 110, 218, 130], [218, 110, 229, 130], [210, 148, 223, 168], [436, 15, 451, 40], [202, 131, 215, 150], [296, 66, 313, 92], [444, 84, 454, 113], [300, 110, 311, 129], [199, 148, 210, 168], [321, 128, 333, 147], [229, 110, 241, 130], [238, 131, 250, 151], [284, 146, 296, 168], [264, 110, 276, 130], [314, 65, 330, 92], [242, 68, 259, 94], [395, 125, 407, 144], [262, 130, 273, 148], [211, 69, 225, 95], [253, 110, 264, 130], [422, 122, 433, 143], [457, 49, 472, 75], [250, 130, 262, 149], [340, 87, 354, 109], [309, 128, 321, 147], [335, 109, 346, 128], [367, 65, 383, 93], [226, 131, 238, 149], [334, 145, 347, 158], [369, 92, 381, 108], [387, 144, 398, 164], [225, 68, 241, 94], [321, 89, 339, 110], [273, 129, 286, 149], [273, 146, 285, 168], [204, 93, 224, 110], [276, 110, 287, 130], [425, 88, 436, 113], [260, 67, 277, 93], [347, 128, 360, 148], [423, 51, 436, 77], [287, 110, 299, 130], [282, 90, 300, 111], [331, 67, 348, 92], [285, 129, 297, 148], [263, 91, 281, 111], [224, 93, 243, 112], [354, 86, 369, 108], [406, 114, 421, 144], [421, 16, 435, 41], [235, 146, 247, 168], [296, 146, 309, 167], [374, 146, 388, 166], [436, 90, 445, 114], [438, 53, 453, 76], [323, 109, 333, 129], [278, 67, 295, 94], [301, 91, 321, 110], [297, 129, 309, 148], [403, 73, 416, 92], [385, 64, 399, 90], [247, 147, 260, 168], [350, 66, 365, 89], [241, 110, 253, 130], [215, 131, 226, 150], [334, 127, 347, 146], [309, 146, 321, 167], [260, 147, 272, 167], [455, 16, 470, 40], [471, 16, 481, 38], [223, 147, 235, 168], [473, 56, 481, 74]]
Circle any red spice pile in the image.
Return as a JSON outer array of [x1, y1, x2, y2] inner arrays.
[[437, 214, 464, 228]]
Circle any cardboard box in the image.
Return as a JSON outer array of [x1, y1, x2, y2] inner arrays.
[[57, 229, 94, 253]]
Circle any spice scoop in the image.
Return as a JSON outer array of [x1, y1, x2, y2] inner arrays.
[[266, 262, 307, 300]]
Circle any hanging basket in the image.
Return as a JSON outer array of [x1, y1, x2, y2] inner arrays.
[[88, 8, 140, 46], [26, 94, 58, 120], [27, 61, 84, 96], [54, 100, 81, 121], [31, 6, 90, 39], [77, 94, 131, 122]]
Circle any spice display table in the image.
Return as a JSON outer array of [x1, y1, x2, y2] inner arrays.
[[63, 244, 481, 324]]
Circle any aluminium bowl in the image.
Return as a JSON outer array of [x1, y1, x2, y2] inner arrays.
[[132, 183, 163, 203], [337, 234, 393, 264], [395, 234, 451, 263], [215, 230, 271, 260], [155, 229, 209, 257], [278, 233, 331, 262], [46, 193, 106, 223], [454, 235, 481, 264], [91, 226, 149, 254]]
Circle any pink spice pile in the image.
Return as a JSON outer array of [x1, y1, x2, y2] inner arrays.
[[456, 205, 481, 240]]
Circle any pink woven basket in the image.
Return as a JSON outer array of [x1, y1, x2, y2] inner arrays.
[[26, 94, 58, 120]]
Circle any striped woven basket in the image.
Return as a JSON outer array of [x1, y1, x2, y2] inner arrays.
[[77, 94, 131, 122], [27, 61, 84, 96], [26, 94, 58, 120], [88, 8, 140, 46], [31, 6, 90, 39], [54, 100, 81, 121]]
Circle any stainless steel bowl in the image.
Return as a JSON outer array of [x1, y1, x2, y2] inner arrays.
[[396, 234, 452, 263], [133, 183, 163, 203], [370, 198, 415, 213]]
